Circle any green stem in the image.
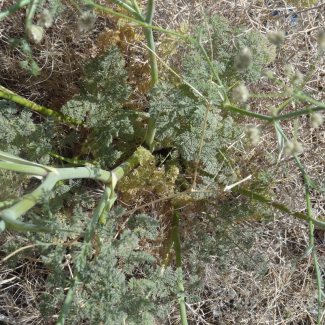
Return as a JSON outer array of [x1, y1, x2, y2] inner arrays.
[[224, 103, 272, 121], [0, 0, 33, 20], [250, 93, 286, 98], [111, 149, 141, 181], [233, 187, 325, 230], [144, 118, 156, 152], [131, 0, 142, 15], [173, 207, 188, 325], [0, 87, 82, 124], [274, 106, 325, 121], [144, 0, 158, 86], [0, 161, 48, 176], [0, 198, 21, 209], [142, 0, 158, 151], [25, 0, 40, 32], [70, 0, 83, 13], [57, 167, 111, 182], [107, 0, 143, 20], [1, 172, 58, 219], [305, 184, 323, 325], [81, 0, 196, 42], [273, 122, 319, 189], [56, 273, 80, 325], [48, 152, 96, 167], [160, 224, 175, 275], [57, 186, 112, 324], [294, 92, 325, 108], [85, 186, 111, 242], [277, 97, 294, 115]]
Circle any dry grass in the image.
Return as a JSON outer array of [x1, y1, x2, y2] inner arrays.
[[1, 0, 325, 324]]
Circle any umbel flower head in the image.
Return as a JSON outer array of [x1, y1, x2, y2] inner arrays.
[[284, 140, 303, 156], [292, 71, 303, 86], [245, 125, 261, 145], [317, 29, 325, 51], [310, 113, 323, 128], [27, 25, 44, 44], [232, 84, 249, 103], [262, 69, 274, 79], [234, 47, 252, 71], [78, 12, 96, 31], [267, 31, 285, 46], [269, 106, 278, 117], [38, 9, 53, 28]]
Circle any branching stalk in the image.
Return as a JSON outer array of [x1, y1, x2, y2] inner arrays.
[[0, 86, 82, 124], [0, 0, 33, 20], [233, 187, 325, 230]]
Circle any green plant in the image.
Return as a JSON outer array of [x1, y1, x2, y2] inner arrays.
[[1, 1, 325, 324]]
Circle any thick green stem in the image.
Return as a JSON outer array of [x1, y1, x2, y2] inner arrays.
[[57, 167, 111, 183], [0, 86, 82, 124], [112, 149, 141, 181], [0, 172, 59, 232], [1, 172, 58, 219], [0, 162, 48, 176], [0, 0, 33, 20]]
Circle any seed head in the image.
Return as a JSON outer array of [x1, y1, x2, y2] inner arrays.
[[262, 69, 274, 79], [267, 31, 285, 46], [310, 113, 323, 128], [245, 125, 261, 145], [232, 85, 249, 103], [27, 25, 44, 44], [284, 87, 294, 97], [284, 64, 293, 77], [234, 47, 252, 72], [284, 140, 303, 156], [78, 12, 96, 31], [292, 71, 303, 86], [317, 29, 325, 51], [38, 9, 53, 28], [269, 106, 278, 117]]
